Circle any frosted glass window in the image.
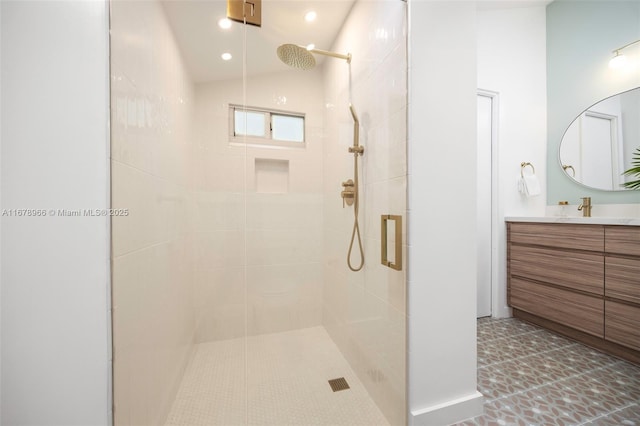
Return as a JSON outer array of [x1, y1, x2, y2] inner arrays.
[[234, 110, 266, 137], [272, 115, 304, 142], [230, 105, 305, 148]]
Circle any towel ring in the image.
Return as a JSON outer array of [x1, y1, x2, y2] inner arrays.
[[562, 164, 575, 177], [520, 162, 535, 178]]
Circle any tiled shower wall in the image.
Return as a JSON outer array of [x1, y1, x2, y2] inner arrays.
[[193, 69, 326, 342], [110, 1, 407, 424], [322, 1, 408, 425], [110, 1, 197, 424]]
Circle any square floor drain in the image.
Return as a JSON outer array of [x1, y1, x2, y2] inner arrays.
[[328, 377, 350, 392]]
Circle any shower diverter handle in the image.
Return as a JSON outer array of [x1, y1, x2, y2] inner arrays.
[[341, 180, 355, 207]]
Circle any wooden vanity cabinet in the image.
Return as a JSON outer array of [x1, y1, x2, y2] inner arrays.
[[604, 226, 640, 352], [605, 301, 640, 352], [507, 221, 640, 364]]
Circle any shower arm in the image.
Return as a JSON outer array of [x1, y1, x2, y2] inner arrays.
[[309, 48, 352, 64]]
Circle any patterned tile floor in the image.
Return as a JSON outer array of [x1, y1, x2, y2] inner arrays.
[[454, 317, 640, 425]]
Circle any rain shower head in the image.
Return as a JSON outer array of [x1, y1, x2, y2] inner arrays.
[[277, 44, 351, 70], [277, 44, 316, 70]]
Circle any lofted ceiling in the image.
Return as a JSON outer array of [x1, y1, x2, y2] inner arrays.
[[161, 0, 356, 83], [161, 0, 553, 83], [476, 0, 552, 10]]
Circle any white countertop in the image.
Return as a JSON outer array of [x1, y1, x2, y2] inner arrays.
[[505, 216, 640, 226]]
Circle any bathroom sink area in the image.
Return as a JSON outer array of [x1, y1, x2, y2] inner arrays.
[[505, 216, 640, 226], [507, 203, 640, 226]]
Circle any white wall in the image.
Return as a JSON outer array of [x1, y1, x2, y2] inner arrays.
[[408, 1, 483, 424], [0, 1, 111, 424], [477, 5, 547, 318]]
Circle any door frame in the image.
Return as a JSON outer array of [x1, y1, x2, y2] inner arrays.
[[581, 111, 622, 189], [477, 89, 500, 318]]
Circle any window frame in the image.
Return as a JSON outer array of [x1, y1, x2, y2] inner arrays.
[[229, 104, 306, 149]]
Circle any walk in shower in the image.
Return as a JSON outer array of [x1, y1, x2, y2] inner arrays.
[[110, 1, 407, 424]]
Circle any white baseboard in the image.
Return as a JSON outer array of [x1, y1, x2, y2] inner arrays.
[[410, 391, 484, 426], [493, 305, 512, 319]]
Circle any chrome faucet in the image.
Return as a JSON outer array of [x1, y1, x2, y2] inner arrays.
[[578, 197, 592, 217]]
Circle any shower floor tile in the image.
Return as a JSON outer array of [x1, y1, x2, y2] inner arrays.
[[164, 326, 390, 426]]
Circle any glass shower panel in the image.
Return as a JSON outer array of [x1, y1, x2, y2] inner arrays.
[[241, 1, 408, 425], [111, 0, 406, 424], [314, 1, 408, 424], [194, 3, 250, 425], [241, 1, 331, 418]]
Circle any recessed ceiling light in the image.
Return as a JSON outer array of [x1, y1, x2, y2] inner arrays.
[[221, 52, 232, 61], [304, 11, 317, 22], [306, 44, 315, 51], [218, 18, 232, 29]]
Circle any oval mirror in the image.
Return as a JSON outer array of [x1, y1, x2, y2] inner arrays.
[[559, 87, 640, 191]]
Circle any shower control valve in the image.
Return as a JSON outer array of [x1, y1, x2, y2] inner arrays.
[[341, 179, 355, 208]]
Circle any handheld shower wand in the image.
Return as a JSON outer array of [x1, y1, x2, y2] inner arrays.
[[346, 104, 364, 272], [348, 105, 364, 155]]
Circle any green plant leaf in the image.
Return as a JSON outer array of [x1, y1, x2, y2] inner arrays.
[[621, 146, 640, 189]]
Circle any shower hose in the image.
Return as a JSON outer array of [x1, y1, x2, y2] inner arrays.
[[347, 105, 364, 272], [347, 152, 364, 272]]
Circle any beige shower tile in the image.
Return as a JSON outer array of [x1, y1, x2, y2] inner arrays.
[[194, 267, 244, 310], [112, 161, 163, 256], [290, 159, 324, 194], [166, 328, 390, 426], [364, 236, 406, 313], [196, 303, 246, 343], [195, 150, 246, 192], [245, 193, 323, 230], [195, 230, 246, 269], [245, 228, 322, 266], [246, 263, 323, 335], [363, 178, 406, 243], [323, 263, 349, 322], [193, 191, 245, 232]]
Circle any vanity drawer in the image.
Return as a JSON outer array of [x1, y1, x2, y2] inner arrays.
[[509, 223, 603, 252], [605, 301, 640, 351], [511, 244, 604, 295], [510, 277, 604, 337], [605, 226, 640, 257], [605, 256, 640, 304]]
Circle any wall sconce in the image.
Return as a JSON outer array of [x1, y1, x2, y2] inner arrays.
[[609, 39, 640, 69]]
